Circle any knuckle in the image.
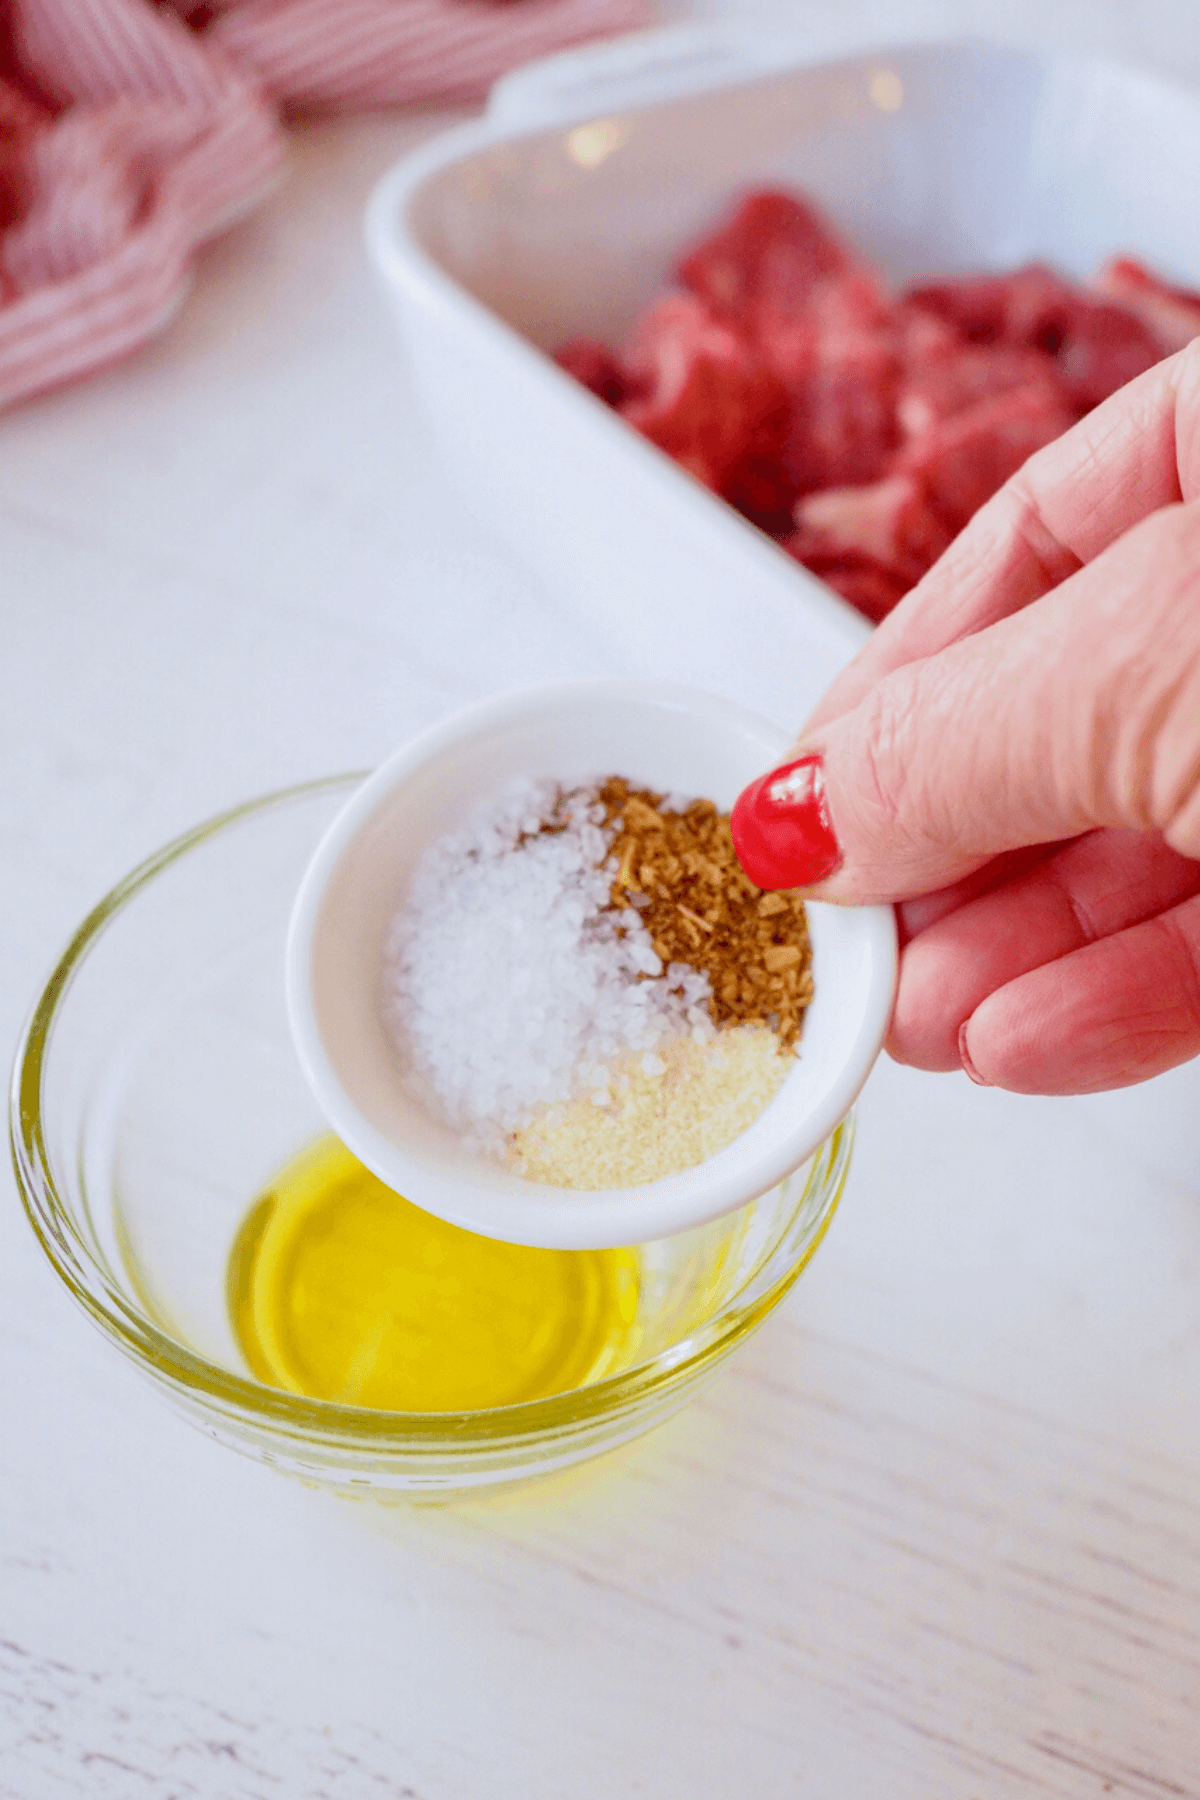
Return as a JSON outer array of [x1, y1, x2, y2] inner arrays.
[[850, 656, 989, 869], [997, 476, 1084, 591], [854, 680, 912, 839]]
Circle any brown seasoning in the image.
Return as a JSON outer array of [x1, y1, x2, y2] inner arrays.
[[596, 777, 814, 1049]]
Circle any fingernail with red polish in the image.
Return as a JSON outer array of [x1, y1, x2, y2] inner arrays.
[[958, 1024, 991, 1086], [730, 754, 842, 890]]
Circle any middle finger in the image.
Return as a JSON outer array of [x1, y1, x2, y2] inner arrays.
[[888, 827, 1200, 1069]]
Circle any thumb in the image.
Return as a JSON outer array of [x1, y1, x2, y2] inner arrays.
[[732, 502, 1200, 902]]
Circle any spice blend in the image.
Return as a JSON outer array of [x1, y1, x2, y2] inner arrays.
[[598, 777, 813, 1047], [383, 775, 814, 1190]]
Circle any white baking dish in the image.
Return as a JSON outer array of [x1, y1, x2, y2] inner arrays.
[[365, 25, 1200, 728]]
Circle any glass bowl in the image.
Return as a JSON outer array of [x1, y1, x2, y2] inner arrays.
[[10, 777, 852, 1497]]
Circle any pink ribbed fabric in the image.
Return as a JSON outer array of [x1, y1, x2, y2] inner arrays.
[[0, 0, 648, 406]]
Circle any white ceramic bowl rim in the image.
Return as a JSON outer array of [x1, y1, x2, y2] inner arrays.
[[286, 680, 896, 1248]]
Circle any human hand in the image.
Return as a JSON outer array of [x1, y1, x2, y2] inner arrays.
[[732, 342, 1200, 1094]]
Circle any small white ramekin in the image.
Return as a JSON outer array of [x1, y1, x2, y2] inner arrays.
[[286, 679, 896, 1248]]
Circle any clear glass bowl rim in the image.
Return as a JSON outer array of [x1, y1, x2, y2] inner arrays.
[[9, 775, 852, 1453]]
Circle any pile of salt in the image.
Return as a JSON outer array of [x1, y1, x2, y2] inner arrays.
[[384, 779, 717, 1157]]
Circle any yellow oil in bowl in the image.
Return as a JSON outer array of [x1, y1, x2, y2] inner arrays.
[[227, 1135, 641, 1411]]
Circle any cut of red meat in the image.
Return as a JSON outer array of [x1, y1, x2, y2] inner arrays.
[[776, 265, 899, 491], [781, 543, 912, 623], [781, 338, 899, 495], [895, 303, 961, 368], [552, 185, 1195, 626], [788, 473, 953, 586], [906, 264, 1066, 346], [785, 380, 1074, 604], [904, 264, 1164, 411], [677, 190, 898, 495], [721, 454, 801, 536], [617, 292, 791, 496], [1093, 257, 1200, 354], [678, 189, 858, 331], [895, 381, 1076, 535], [894, 313, 1070, 445], [554, 337, 627, 407], [1054, 300, 1165, 412], [757, 267, 894, 384]]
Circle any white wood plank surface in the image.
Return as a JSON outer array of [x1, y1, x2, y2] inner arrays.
[[4, 5, 1200, 1795]]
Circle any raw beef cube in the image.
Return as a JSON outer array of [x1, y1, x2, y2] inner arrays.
[[788, 473, 953, 586], [678, 190, 857, 331], [618, 292, 790, 496], [781, 334, 899, 494], [554, 337, 627, 406], [894, 317, 1070, 445], [781, 543, 913, 623], [675, 190, 899, 494], [906, 264, 1069, 345], [773, 279, 900, 493], [1054, 297, 1166, 411], [1092, 257, 1200, 354], [758, 266, 894, 383], [895, 303, 962, 369], [721, 454, 801, 536], [782, 471, 954, 622], [905, 264, 1164, 411], [896, 381, 1077, 535]]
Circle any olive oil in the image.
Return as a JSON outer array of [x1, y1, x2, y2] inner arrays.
[[228, 1135, 641, 1411]]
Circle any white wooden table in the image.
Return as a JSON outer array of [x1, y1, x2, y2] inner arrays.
[[4, 3, 1200, 1794]]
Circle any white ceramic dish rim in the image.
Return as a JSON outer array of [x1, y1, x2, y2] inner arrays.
[[286, 680, 897, 1249], [362, 26, 1200, 385], [358, 29, 867, 621]]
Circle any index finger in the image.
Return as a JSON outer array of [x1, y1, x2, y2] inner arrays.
[[804, 337, 1200, 732]]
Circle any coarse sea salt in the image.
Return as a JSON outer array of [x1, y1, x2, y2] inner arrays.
[[383, 779, 717, 1157]]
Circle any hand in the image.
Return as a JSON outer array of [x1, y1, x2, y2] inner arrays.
[[732, 342, 1200, 1094]]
